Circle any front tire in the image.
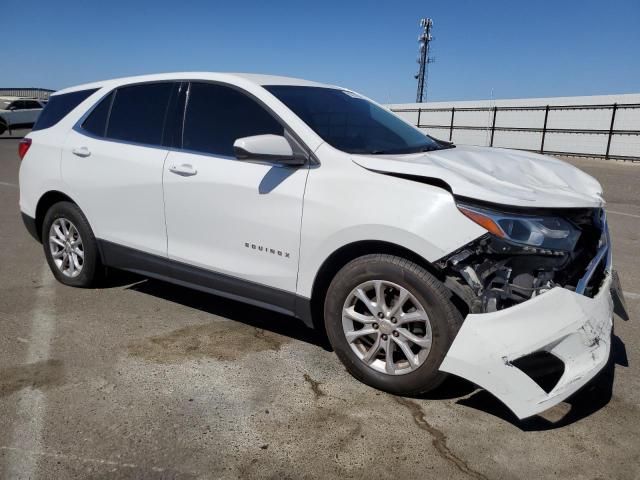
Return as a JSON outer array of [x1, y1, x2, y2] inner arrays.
[[324, 254, 463, 396], [42, 201, 101, 287]]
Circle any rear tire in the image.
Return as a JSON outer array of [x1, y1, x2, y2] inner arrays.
[[42, 201, 101, 287], [324, 254, 463, 395]]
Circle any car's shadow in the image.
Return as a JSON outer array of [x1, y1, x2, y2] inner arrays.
[[105, 270, 329, 350], [104, 270, 627, 430]]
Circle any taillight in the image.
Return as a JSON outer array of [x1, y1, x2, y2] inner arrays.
[[18, 138, 32, 160]]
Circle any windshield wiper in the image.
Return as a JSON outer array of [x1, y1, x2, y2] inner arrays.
[[367, 141, 455, 155]]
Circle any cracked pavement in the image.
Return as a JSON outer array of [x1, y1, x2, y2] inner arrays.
[[1, 134, 639, 479]]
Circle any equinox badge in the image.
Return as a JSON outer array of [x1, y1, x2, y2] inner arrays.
[[245, 242, 290, 258]]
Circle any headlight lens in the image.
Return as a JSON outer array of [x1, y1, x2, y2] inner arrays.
[[458, 203, 581, 252]]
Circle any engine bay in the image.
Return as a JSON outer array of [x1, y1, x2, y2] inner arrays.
[[438, 207, 605, 313]]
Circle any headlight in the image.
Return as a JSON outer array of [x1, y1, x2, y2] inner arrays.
[[457, 203, 581, 252]]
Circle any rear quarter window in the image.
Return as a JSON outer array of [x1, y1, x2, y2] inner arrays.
[[32, 88, 98, 131]]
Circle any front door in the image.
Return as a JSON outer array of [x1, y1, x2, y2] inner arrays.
[[162, 82, 309, 296]]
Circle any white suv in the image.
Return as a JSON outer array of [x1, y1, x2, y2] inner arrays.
[[0, 97, 45, 134], [18, 73, 626, 419]]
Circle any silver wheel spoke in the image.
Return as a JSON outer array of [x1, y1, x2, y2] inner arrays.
[[384, 337, 396, 374], [53, 225, 65, 241], [397, 327, 431, 348], [390, 289, 410, 317], [363, 336, 382, 364], [345, 327, 378, 343], [355, 288, 378, 316], [374, 280, 388, 316], [398, 310, 428, 325], [73, 247, 84, 258], [52, 249, 65, 259], [392, 336, 420, 370], [67, 254, 75, 275], [343, 305, 377, 324], [50, 236, 65, 248], [71, 253, 81, 270]]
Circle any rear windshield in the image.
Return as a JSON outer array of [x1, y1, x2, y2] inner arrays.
[[32, 88, 98, 131]]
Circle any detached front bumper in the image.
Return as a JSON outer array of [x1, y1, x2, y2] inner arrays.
[[440, 273, 614, 419]]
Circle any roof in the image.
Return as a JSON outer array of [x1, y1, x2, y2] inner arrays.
[[53, 72, 337, 96], [0, 96, 43, 101]]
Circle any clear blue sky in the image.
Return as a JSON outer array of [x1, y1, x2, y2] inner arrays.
[[5, 0, 639, 103]]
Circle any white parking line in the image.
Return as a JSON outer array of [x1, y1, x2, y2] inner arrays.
[[624, 291, 640, 300], [608, 210, 640, 219], [0, 181, 18, 188], [3, 264, 56, 480], [0, 446, 173, 475]]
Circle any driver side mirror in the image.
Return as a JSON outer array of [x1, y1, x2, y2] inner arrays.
[[233, 134, 306, 166]]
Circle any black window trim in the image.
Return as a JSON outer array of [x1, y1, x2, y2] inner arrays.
[[73, 79, 318, 165]]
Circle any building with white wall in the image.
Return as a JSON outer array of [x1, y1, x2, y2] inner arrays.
[[388, 94, 640, 161]]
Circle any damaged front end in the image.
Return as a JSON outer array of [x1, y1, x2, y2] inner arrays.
[[437, 202, 624, 419], [438, 205, 608, 314]]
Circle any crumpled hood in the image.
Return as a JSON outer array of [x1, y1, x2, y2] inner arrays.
[[352, 145, 604, 208]]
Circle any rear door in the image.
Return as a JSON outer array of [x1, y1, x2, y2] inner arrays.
[[162, 82, 309, 296], [61, 82, 179, 256]]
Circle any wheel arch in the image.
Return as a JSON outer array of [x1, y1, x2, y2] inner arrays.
[[307, 240, 449, 333], [34, 190, 79, 242]]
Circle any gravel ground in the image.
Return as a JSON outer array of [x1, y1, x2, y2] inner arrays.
[[1, 134, 639, 479]]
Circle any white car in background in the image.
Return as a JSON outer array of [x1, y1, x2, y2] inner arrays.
[[17, 72, 627, 420], [0, 97, 46, 134]]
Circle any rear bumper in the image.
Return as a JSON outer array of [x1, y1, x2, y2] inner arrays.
[[21, 212, 39, 242], [440, 273, 614, 419]]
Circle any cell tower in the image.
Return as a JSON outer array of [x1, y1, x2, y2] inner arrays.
[[415, 18, 434, 103]]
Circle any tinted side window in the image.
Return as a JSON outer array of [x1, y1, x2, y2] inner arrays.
[[32, 88, 98, 131], [106, 83, 174, 146], [24, 100, 42, 109], [183, 83, 283, 156], [82, 92, 114, 137]]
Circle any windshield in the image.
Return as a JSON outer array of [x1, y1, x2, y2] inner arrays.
[[265, 86, 451, 155]]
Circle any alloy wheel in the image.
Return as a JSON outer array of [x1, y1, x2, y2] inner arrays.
[[342, 280, 432, 375], [49, 217, 84, 278]]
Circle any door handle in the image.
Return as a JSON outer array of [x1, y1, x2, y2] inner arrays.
[[72, 146, 91, 158], [169, 163, 198, 176]]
